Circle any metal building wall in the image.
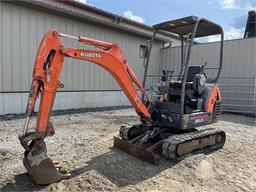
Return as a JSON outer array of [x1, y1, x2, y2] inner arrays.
[[0, 1, 165, 115], [160, 38, 256, 114]]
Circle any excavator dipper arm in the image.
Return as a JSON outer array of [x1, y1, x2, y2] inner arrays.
[[19, 30, 151, 184]]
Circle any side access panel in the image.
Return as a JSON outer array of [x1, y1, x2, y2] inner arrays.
[[159, 111, 214, 130]]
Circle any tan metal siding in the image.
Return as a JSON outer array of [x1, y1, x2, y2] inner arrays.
[[0, 1, 163, 93], [31, 0, 180, 44]]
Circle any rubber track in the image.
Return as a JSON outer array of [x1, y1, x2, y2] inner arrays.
[[162, 128, 226, 162]]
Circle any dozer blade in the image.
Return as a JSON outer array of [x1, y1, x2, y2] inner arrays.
[[113, 136, 160, 165], [23, 139, 67, 185]]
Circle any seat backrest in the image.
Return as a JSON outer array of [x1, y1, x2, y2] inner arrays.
[[186, 66, 202, 82]]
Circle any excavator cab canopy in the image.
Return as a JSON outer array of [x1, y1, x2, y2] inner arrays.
[[142, 16, 224, 91], [153, 16, 223, 38], [142, 16, 224, 113]]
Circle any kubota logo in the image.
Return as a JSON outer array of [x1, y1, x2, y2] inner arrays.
[[80, 52, 101, 58]]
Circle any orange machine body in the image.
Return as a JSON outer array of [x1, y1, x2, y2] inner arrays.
[[205, 84, 222, 113]]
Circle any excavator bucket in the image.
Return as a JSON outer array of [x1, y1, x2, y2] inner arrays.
[[23, 139, 67, 185]]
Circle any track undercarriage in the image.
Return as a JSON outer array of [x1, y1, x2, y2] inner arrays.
[[114, 125, 226, 164]]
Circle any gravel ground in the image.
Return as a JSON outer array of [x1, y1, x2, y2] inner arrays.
[[0, 108, 255, 192]]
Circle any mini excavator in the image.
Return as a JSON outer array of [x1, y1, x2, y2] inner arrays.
[[19, 16, 226, 185]]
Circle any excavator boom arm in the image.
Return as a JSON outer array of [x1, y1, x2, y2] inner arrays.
[[25, 30, 150, 136]]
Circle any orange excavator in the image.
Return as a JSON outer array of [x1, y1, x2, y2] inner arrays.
[[19, 16, 226, 185]]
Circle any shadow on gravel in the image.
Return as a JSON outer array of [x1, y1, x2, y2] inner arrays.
[[0, 148, 175, 190], [0, 147, 217, 190], [0, 173, 47, 192], [69, 147, 176, 187]]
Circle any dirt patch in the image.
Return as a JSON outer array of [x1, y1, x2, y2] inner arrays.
[[0, 109, 255, 191]]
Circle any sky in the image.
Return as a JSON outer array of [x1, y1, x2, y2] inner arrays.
[[77, 0, 256, 42]]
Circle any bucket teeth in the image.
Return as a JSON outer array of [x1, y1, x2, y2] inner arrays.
[[23, 139, 69, 185]]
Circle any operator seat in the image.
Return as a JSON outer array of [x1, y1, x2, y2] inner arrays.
[[166, 65, 207, 114], [186, 66, 203, 82]]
